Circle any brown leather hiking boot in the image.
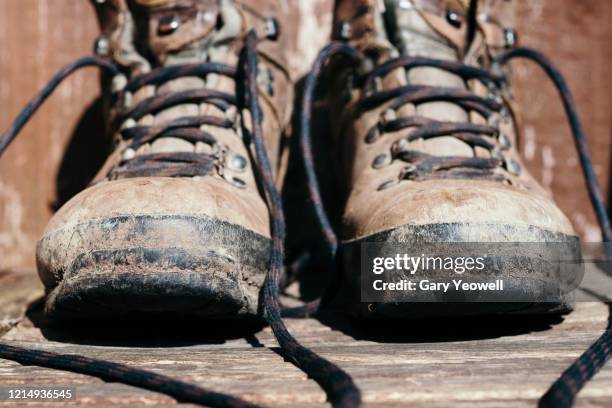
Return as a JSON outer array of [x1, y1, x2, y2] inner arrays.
[[35, 0, 293, 319], [0, 4, 365, 404], [319, 0, 583, 317]]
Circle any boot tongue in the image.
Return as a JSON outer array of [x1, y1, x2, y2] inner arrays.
[[384, 0, 468, 59], [383, 0, 474, 157], [129, 0, 221, 65], [123, 0, 239, 160]]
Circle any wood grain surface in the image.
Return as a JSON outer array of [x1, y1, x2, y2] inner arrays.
[[0, 0, 610, 270], [0, 268, 611, 407], [513, 1, 612, 242], [0, 0, 101, 270]]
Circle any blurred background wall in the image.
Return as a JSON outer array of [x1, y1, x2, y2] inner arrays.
[[0, 0, 610, 270]]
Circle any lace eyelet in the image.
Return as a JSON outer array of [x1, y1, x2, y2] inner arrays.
[[398, 0, 414, 10], [372, 153, 390, 169], [391, 138, 409, 157], [503, 28, 517, 48], [445, 9, 462, 28], [263, 17, 279, 41], [158, 15, 181, 36], [94, 36, 110, 56], [121, 147, 136, 162], [499, 133, 512, 150], [121, 118, 136, 130], [231, 177, 247, 189], [111, 74, 127, 94], [365, 125, 381, 144], [336, 21, 352, 41], [504, 157, 522, 175], [219, 167, 247, 189], [377, 179, 399, 191], [228, 154, 247, 172], [380, 109, 397, 126]]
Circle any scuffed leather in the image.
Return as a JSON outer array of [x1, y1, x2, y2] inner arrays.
[[330, 0, 576, 241], [66, 0, 293, 239], [38, 0, 293, 290]]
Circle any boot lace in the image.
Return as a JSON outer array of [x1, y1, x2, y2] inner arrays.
[[360, 56, 512, 187], [109, 63, 248, 186]]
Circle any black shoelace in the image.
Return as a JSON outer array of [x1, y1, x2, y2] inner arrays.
[[109, 63, 251, 184], [298, 43, 611, 408], [0, 31, 360, 408]]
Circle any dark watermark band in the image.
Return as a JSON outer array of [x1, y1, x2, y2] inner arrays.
[[360, 242, 611, 303]]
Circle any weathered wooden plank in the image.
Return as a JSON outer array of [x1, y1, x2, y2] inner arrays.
[[0, 269, 43, 337], [1, 278, 610, 408]]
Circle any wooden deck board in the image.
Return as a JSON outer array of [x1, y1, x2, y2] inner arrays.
[[0, 269, 611, 407]]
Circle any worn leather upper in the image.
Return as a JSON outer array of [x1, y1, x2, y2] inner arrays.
[[330, 0, 575, 241], [42, 0, 293, 239], [38, 0, 294, 288]]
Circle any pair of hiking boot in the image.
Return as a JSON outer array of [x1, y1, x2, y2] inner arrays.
[[1, 0, 610, 407], [30, 0, 585, 320]]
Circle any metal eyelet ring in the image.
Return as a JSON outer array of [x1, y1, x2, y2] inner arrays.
[[391, 138, 409, 157], [372, 153, 391, 169], [380, 109, 397, 127], [365, 125, 381, 144], [219, 168, 247, 189], [490, 61, 505, 85], [228, 154, 248, 172], [357, 58, 375, 78], [398, 0, 414, 10], [504, 157, 522, 175], [94, 36, 110, 56], [337, 21, 352, 40], [111, 74, 128, 94], [121, 147, 136, 162], [377, 179, 399, 191], [499, 133, 512, 150], [446, 9, 462, 28], [158, 15, 180, 36], [503, 28, 517, 48], [231, 177, 247, 189], [263, 17, 279, 41], [121, 118, 137, 130]]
